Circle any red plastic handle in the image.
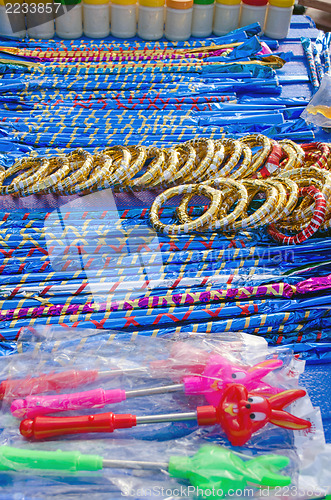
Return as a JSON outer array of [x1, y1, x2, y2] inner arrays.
[[196, 405, 218, 426], [0, 370, 99, 399], [20, 412, 137, 440]]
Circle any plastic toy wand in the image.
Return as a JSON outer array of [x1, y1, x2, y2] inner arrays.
[[11, 357, 283, 418], [0, 445, 291, 494], [1, 344, 210, 400], [19, 384, 311, 446]]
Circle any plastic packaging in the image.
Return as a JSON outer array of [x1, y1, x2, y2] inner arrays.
[[313, 33, 325, 85], [264, 0, 294, 39], [299, 442, 331, 495], [165, 0, 193, 41], [0, 443, 293, 494], [191, 0, 214, 38], [26, 0, 55, 39], [0, 325, 324, 500], [9, 357, 285, 418], [55, 0, 83, 38], [0, 0, 26, 38], [83, 0, 110, 37], [239, 0, 267, 34], [0, 437, 298, 499], [0, 327, 314, 445], [110, 0, 136, 37], [301, 36, 320, 92], [213, 0, 240, 36], [301, 73, 331, 129], [138, 0, 164, 40], [1, 335, 274, 403]]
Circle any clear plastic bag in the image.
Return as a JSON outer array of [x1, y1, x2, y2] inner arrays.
[[301, 73, 331, 129], [0, 436, 299, 500], [0, 327, 324, 499], [0, 328, 316, 446]]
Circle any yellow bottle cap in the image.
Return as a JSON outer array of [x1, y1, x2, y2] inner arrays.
[[216, 0, 240, 5], [167, 0, 193, 8], [112, 0, 136, 4], [0, 0, 24, 4], [268, 0, 294, 6], [26, 0, 53, 3], [83, 0, 109, 5], [139, 0, 164, 7]]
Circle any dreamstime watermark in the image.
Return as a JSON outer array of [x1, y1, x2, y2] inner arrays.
[[44, 188, 164, 307], [42, 187, 296, 309]]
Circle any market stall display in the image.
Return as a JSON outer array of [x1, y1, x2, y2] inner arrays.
[[0, 12, 329, 500]]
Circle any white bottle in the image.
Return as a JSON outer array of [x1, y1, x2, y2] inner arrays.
[[239, 0, 267, 34], [111, 0, 136, 38], [56, 0, 83, 38], [213, 0, 240, 36], [264, 0, 294, 39], [191, 0, 214, 38], [27, 0, 55, 39], [0, 0, 26, 38], [138, 0, 164, 40], [83, 0, 110, 37], [165, 0, 192, 41]]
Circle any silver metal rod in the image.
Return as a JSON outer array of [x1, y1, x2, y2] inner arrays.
[[126, 383, 184, 398], [136, 411, 197, 424], [232, 450, 254, 460], [103, 459, 168, 470], [99, 367, 149, 377]]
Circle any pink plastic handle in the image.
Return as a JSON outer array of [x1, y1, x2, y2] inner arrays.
[[0, 370, 100, 400], [11, 388, 126, 419]]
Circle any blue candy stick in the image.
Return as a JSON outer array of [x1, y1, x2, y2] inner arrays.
[[301, 37, 319, 91]]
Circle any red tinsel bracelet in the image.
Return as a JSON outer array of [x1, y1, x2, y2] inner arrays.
[[301, 142, 330, 170], [267, 186, 326, 245], [255, 141, 283, 179]]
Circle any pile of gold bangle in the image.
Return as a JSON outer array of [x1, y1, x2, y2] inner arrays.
[[2, 134, 331, 243]]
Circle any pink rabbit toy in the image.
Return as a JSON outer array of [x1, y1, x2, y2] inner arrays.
[[11, 350, 284, 419], [183, 355, 284, 406]]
